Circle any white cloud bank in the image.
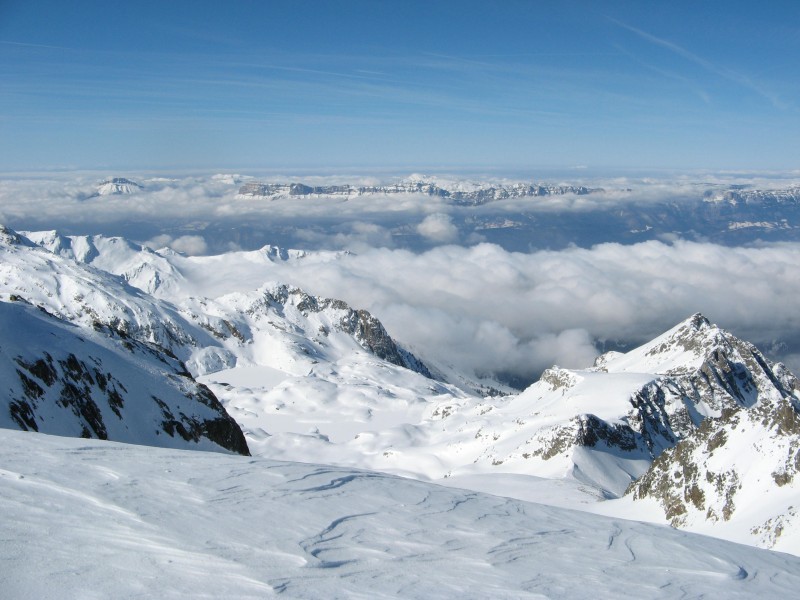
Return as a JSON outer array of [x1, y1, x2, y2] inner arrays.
[[254, 239, 800, 383], [416, 213, 459, 243], [147, 234, 208, 256], [3, 172, 800, 383]]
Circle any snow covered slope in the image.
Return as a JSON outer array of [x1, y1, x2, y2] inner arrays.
[[23, 229, 184, 296], [0, 298, 248, 454], [3, 428, 800, 599]]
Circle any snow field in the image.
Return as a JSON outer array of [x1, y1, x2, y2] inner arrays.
[[3, 429, 800, 599]]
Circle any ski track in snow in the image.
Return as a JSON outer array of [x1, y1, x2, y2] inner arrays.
[[2, 429, 800, 599]]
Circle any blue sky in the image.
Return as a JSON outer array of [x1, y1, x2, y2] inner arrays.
[[1, 0, 798, 172]]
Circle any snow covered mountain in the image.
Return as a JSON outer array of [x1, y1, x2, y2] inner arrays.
[[623, 317, 800, 550], [3, 227, 431, 378], [0, 226, 447, 453], [705, 186, 800, 206], [406, 313, 795, 487], [4, 428, 800, 599], [89, 177, 142, 197]]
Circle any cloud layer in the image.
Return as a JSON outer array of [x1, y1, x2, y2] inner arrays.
[[3, 170, 799, 257], [179, 238, 800, 385], [3, 172, 800, 384]]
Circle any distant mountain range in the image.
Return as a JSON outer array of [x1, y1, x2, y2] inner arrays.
[[70, 176, 800, 252], [704, 186, 800, 206], [238, 179, 600, 205]]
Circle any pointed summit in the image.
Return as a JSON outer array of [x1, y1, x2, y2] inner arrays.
[[594, 312, 726, 376], [686, 312, 711, 330]]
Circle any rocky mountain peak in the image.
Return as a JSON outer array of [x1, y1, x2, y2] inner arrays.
[[0, 225, 24, 246], [620, 318, 800, 548], [249, 284, 432, 377], [484, 313, 800, 503], [596, 313, 739, 378]]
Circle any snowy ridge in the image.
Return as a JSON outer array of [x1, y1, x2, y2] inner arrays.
[[0, 299, 248, 454], [3, 428, 800, 599], [704, 186, 800, 206], [23, 229, 185, 296], [0, 226, 213, 362]]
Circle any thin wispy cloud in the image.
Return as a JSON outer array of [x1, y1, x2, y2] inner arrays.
[[608, 17, 789, 110], [0, 40, 72, 50], [2, 2, 798, 169]]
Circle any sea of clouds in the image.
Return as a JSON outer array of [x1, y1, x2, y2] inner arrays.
[[2, 171, 799, 383]]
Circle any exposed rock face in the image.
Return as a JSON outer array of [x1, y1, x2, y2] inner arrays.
[[341, 308, 432, 378], [627, 370, 800, 536], [0, 299, 249, 454], [238, 180, 599, 205], [628, 392, 800, 535], [612, 316, 800, 548]]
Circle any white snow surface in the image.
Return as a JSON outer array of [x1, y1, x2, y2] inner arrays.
[[3, 428, 800, 599]]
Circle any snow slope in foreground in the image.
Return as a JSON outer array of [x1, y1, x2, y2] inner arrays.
[[2, 429, 800, 599]]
